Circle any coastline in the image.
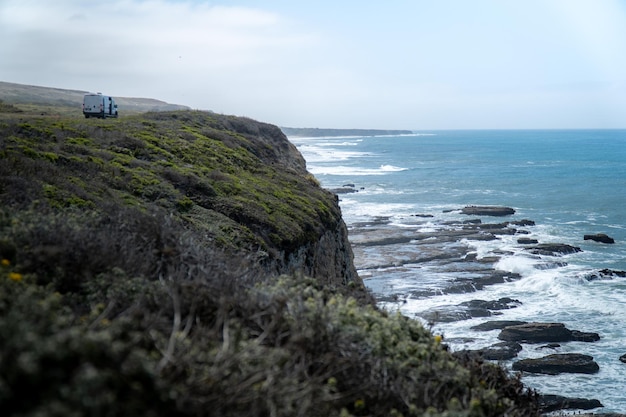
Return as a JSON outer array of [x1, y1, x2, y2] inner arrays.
[[347, 204, 624, 414]]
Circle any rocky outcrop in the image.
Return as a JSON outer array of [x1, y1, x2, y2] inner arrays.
[[498, 322, 600, 343], [419, 297, 522, 323], [511, 219, 535, 226], [460, 206, 515, 216], [585, 269, 626, 281], [539, 394, 603, 413], [460, 298, 522, 314], [286, 218, 363, 289], [513, 353, 599, 375], [584, 233, 615, 244], [517, 237, 538, 244], [524, 243, 582, 256], [475, 342, 523, 360], [445, 271, 522, 294], [328, 186, 359, 194], [471, 320, 528, 331]]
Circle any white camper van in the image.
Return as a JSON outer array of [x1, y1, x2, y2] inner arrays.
[[82, 93, 118, 118]]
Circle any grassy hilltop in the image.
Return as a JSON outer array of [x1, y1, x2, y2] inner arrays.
[[0, 90, 538, 416]]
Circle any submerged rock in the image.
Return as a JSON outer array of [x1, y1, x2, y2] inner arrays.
[[534, 261, 568, 270], [460, 297, 522, 312], [513, 353, 600, 375], [419, 298, 522, 324], [536, 343, 561, 350], [511, 219, 536, 226], [419, 308, 478, 323], [456, 341, 523, 361], [586, 269, 626, 281], [446, 271, 522, 294], [517, 237, 538, 244]]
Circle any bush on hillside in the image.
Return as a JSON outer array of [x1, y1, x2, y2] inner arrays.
[[0, 260, 538, 416]]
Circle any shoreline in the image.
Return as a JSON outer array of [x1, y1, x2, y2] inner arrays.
[[348, 205, 624, 414]]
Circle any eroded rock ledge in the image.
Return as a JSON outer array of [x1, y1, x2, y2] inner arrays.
[[513, 353, 600, 375], [460, 205, 516, 216], [498, 322, 600, 343]]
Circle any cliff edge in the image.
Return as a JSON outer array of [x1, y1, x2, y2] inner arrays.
[[0, 108, 538, 417], [0, 110, 363, 292]]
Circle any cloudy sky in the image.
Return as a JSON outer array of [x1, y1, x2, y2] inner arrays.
[[2, 0, 626, 129]]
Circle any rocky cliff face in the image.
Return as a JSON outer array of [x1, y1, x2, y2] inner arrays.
[[208, 114, 366, 295], [283, 217, 360, 286]]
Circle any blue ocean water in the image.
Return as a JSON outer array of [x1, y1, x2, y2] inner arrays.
[[291, 130, 626, 413]]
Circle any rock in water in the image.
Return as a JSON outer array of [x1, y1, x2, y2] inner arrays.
[[538, 394, 603, 413], [498, 322, 599, 343], [584, 233, 615, 244], [478, 342, 523, 360], [460, 206, 515, 216], [513, 353, 600, 375], [471, 320, 528, 331], [525, 243, 582, 256], [517, 237, 538, 244]]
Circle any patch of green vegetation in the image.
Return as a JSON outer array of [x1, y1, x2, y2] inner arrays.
[[19, 144, 40, 159], [66, 137, 93, 146], [0, 99, 23, 113], [41, 151, 59, 162], [0, 108, 342, 258]]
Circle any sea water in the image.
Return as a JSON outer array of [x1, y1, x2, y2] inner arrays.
[[291, 130, 626, 413]]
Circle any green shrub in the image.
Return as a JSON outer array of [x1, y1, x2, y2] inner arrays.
[[0, 275, 180, 417]]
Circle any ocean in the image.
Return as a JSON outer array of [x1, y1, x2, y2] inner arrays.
[[290, 129, 626, 413]]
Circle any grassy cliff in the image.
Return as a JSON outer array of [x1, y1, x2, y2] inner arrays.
[[0, 104, 539, 416]]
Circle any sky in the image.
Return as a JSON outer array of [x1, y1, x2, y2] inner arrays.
[[1, 0, 626, 129]]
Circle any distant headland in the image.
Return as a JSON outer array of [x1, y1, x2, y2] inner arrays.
[[280, 126, 413, 137]]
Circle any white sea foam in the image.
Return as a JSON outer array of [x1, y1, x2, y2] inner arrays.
[[316, 141, 361, 147], [494, 255, 541, 276], [379, 164, 407, 172], [296, 145, 371, 163], [308, 164, 407, 176], [339, 199, 416, 220]]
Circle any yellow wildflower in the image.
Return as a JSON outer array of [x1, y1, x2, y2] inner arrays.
[[1, 259, 10, 267], [8, 272, 23, 282]]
